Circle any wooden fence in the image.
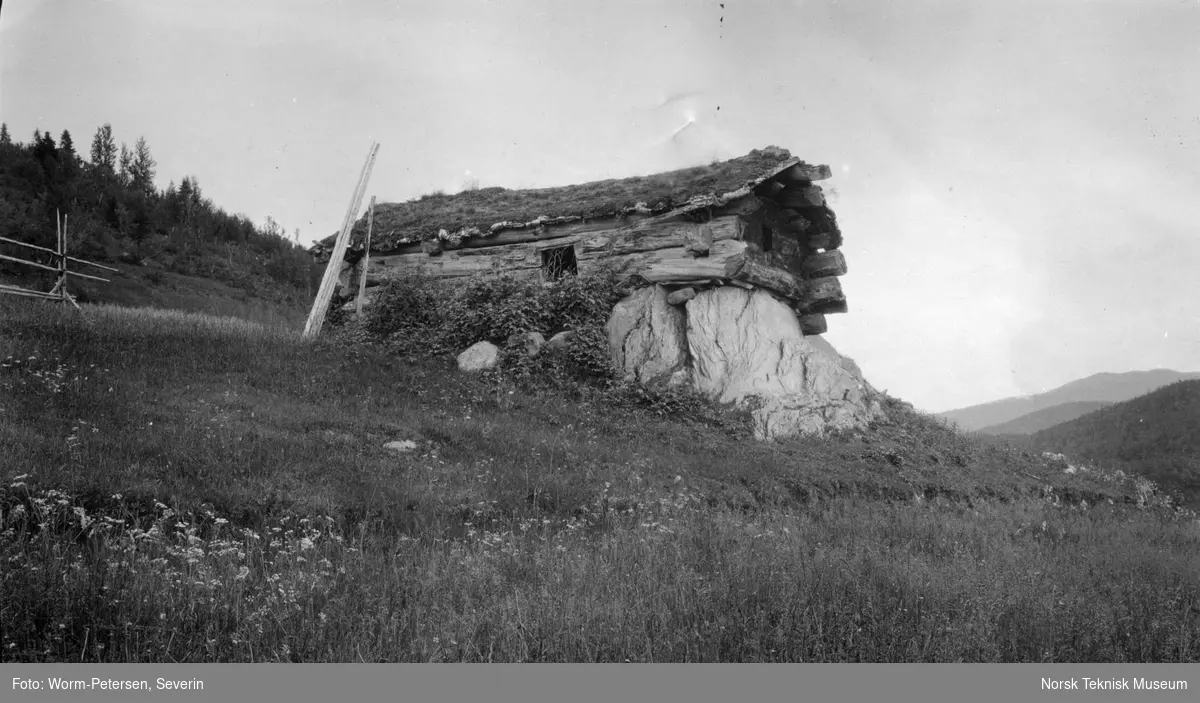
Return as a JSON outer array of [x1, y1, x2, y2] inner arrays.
[[0, 212, 118, 309]]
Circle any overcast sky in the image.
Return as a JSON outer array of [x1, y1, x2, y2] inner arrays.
[[2, 0, 1198, 413]]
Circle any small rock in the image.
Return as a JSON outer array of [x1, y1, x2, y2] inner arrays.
[[666, 287, 696, 305], [457, 341, 500, 372], [545, 330, 574, 351], [384, 440, 418, 452]]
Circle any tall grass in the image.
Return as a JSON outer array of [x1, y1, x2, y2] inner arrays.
[[2, 297, 1199, 662]]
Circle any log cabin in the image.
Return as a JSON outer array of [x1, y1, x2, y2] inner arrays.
[[309, 146, 849, 335]]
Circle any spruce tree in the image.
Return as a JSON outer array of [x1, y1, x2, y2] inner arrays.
[[90, 123, 117, 172], [59, 130, 77, 161], [118, 143, 132, 186], [0, 123, 10, 147], [130, 136, 157, 195]]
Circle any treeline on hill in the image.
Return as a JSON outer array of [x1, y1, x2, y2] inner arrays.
[[1023, 379, 1200, 507], [0, 122, 318, 304]]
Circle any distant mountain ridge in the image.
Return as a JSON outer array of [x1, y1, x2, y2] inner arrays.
[[938, 369, 1200, 432], [976, 401, 1113, 436]]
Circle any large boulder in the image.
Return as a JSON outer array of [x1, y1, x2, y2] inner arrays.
[[684, 287, 882, 440], [606, 285, 690, 386]]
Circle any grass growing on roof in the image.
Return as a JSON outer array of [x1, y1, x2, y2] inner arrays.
[[318, 147, 798, 252]]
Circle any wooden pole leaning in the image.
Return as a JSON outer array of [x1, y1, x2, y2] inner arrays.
[[303, 142, 380, 341], [356, 196, 375, 319]]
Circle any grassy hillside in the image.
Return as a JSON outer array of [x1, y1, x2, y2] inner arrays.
[[977, 401, 1113, 436], [938, 369, 1200, 432], [3, 295, 1199, 663], [1023, 380, 1200, 509]]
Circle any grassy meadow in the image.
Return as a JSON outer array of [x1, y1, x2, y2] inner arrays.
[[2, 296, 1199, 662]]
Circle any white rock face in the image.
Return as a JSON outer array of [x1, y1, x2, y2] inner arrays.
[[607, 285, 883, 441], [605, 285, 690, 386], [457, 341, 500, 372], [686, 287, 814, 403]]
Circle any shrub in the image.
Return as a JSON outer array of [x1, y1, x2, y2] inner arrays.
[[365, 263, 630, 374]]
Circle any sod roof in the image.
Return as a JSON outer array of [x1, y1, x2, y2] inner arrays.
[[311, 146, 810, 256]]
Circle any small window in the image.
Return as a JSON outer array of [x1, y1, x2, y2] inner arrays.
[[761, 224, 774, 253], [541, 244, 578, 281]]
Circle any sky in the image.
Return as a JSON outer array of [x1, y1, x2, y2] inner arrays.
[[2, 0, 1198, 413]]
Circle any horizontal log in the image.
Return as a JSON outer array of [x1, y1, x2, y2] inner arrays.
[[364, 228, 749, 283], [0, 283, 61, 301], [777, 185, 825, 209], [633, 238, 747, 282], [798, 313, 827, 335], [815, 299, 848, 314], [0, 251, 57, 273], [723, 254, 806, 300], [0, 236, 118, 272], [575, 215, 741, 258], [778, 163, 832, 183], [800, 250, 846, 278], [805, 229, 843, 251], [794, 277, 846, 314]]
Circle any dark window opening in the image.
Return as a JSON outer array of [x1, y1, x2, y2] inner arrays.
[[541, 245, 578, 281], [761, 224, 774, 253]]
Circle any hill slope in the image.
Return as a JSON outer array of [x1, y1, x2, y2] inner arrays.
[[0, 122, 320, 324], [1023, 379, 1200, 508], [938, 369, 1200, 431], [976, 401, 1113, 436], [2, 298, 1198, 662]]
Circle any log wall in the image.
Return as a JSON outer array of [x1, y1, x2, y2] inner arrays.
[[340, 163, 850, 331]]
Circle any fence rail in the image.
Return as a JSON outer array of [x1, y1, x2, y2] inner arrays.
[[0, 211, 118, 309]]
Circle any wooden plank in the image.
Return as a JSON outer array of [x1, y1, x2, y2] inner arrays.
[[303, 142, 379, 340], [800, 250, 847, 278], [356, 196, 375, 318]]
